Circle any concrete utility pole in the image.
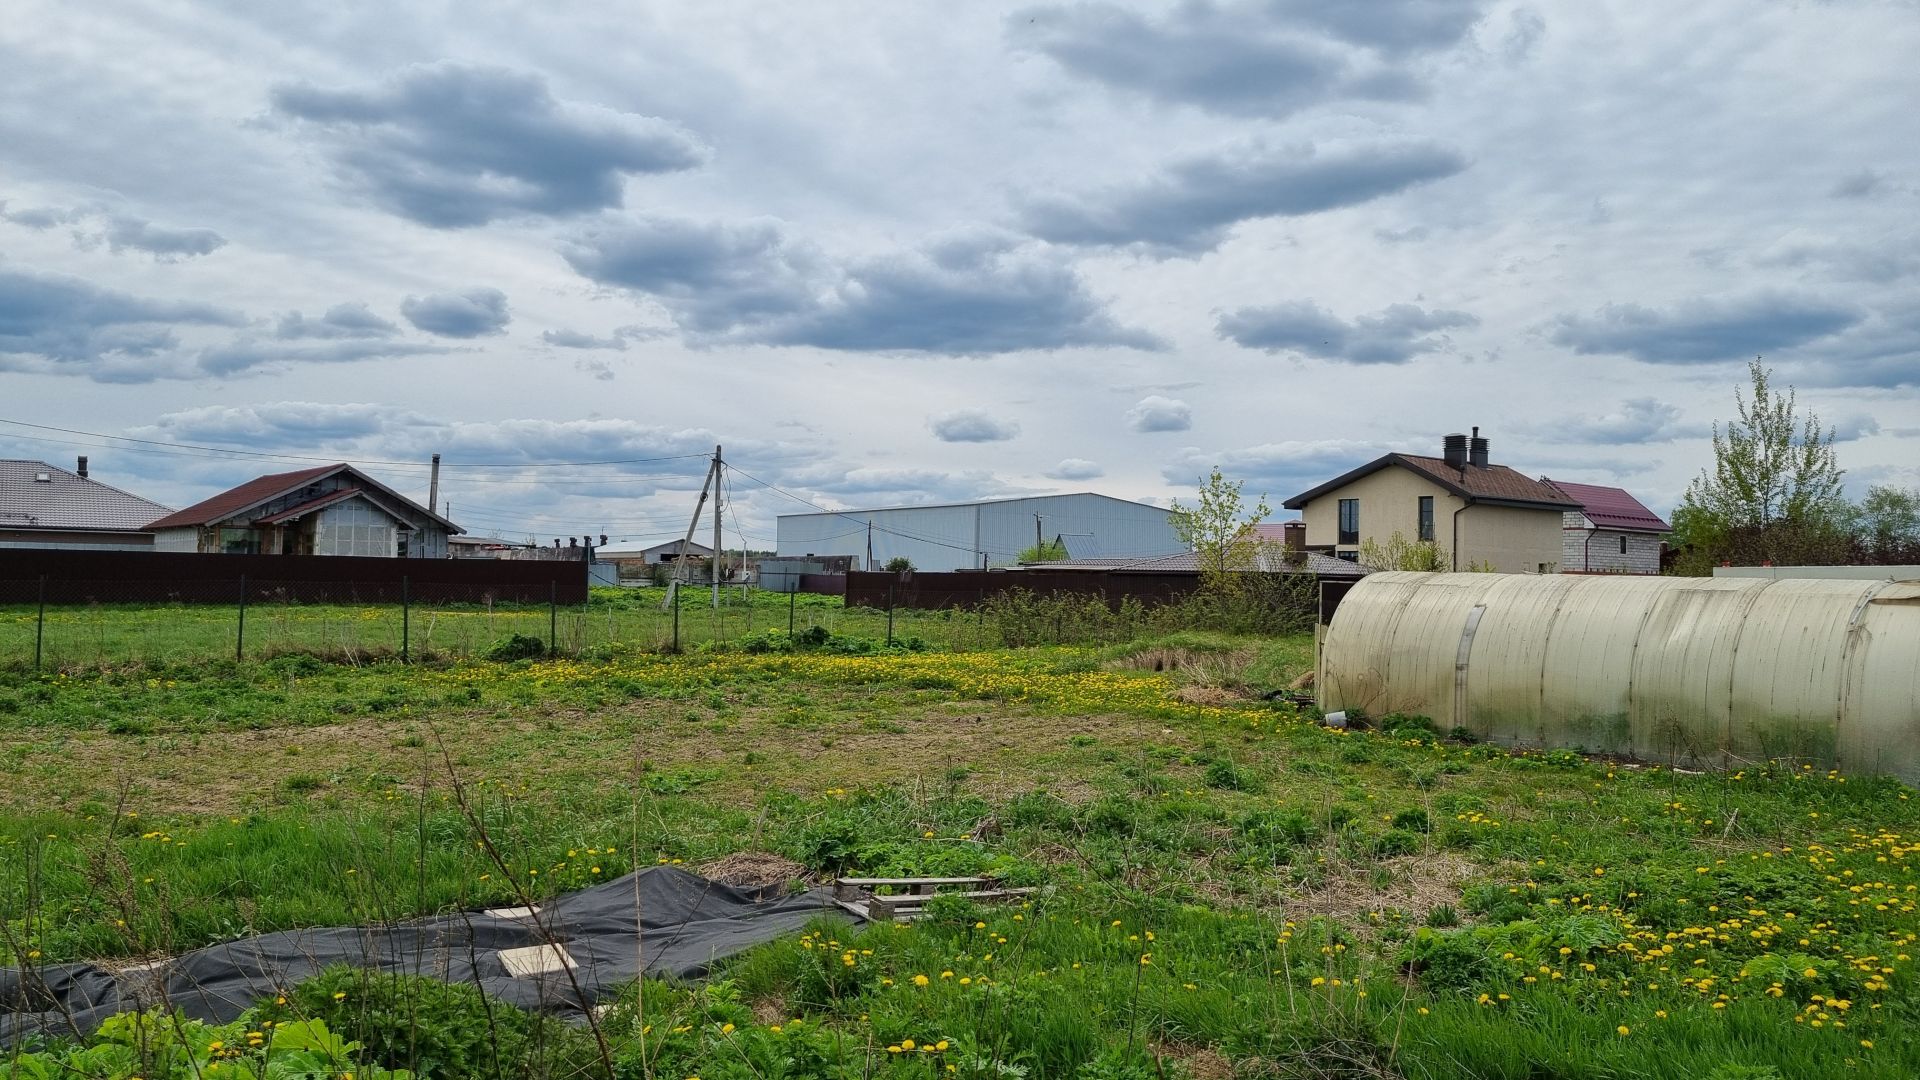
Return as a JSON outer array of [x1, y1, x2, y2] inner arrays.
[[711, 444, 723, 610], [428, 454, 441, 520]]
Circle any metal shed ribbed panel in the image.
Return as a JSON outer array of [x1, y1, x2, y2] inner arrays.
[[1318, 572, 1920, 782]]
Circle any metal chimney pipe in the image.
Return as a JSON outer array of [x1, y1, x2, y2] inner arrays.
[[76, 455, 88, 479], [1442, 433, 1468, 470], [427, 453, 441, 515], [1469, 426, 1490, 468]]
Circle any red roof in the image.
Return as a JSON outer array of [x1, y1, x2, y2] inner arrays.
[[1286, 453, 1578, 511], [1543, 480, 1670, 532], [146, 464, 343, 530]]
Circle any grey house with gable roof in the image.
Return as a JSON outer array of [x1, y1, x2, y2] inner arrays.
[[0, 457, 175, 550]]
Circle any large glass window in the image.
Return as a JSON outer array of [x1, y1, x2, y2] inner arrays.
[[220, 528, 262, 554], [1337, 499, 1359, 545], [1417, 496, 1435, 542]]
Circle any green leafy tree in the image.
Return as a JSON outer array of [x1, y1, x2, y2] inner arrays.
[[1849, 484, 1920, 556], [1017, 538, 1069, 563], [882, 556, 914, 572], [1671, 360, 1848, 572], [1357, 530, 1449, 572], [1168, 468, 1273, 586]]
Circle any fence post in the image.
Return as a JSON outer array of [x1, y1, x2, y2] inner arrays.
[[236, 575, 247, 661], [401, 576, 410, 663], [886, 582, 895, 646], [548, 580, 558, 657], [788, 588, 795, 636], [34, 575, 46, 672]]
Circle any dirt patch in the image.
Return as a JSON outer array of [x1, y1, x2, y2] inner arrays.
[[1171, 685, 1251, 707], [1154, 1042, 1234, 1080], [1285, 851, 1478, 928], [698, 851, 809, 888]]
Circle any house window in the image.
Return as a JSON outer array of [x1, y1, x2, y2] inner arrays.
[[1335, 550, 1359, 562], [219, 528, 262, 554], [1618, 535, 1628, 555], [1337, 499, 1359, 545], [1417, 496, 1434, 542]]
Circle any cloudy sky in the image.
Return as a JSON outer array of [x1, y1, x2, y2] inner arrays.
[[3, 0, 1916, 546]]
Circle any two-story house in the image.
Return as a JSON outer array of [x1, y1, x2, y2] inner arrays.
[[1282, 430, 1579, 573]]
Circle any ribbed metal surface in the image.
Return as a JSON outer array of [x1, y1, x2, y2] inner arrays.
[[1320, 572, 1920, 782], [776, 494, 1182, 572]]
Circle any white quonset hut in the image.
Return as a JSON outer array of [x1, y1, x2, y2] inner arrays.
[[775, 493, 1184, 572], [1318, 572, 1920, 783]]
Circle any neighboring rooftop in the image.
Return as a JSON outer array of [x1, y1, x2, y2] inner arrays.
[[0, 459, 174, 533], [146, 463, 460, 533], [1285, 453, 1578, 511], [1543, 480, 1671, 532]]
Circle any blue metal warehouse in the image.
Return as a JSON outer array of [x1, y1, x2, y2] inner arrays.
[[775, 493, 1185, 571]]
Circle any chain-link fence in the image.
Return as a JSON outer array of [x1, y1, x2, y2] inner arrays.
[[0, 578, 1011, 670]]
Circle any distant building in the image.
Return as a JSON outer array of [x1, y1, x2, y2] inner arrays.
[[1543, 480, 1669, 574], [776, 493, 1184, 573], [146, 463, 460, 557], [0, 457, 174, 550], [595, 539, 714, 566], [1283, 429, 1579, 573]]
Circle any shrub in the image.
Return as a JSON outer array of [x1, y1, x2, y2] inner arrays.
[[1204, 757, 1257, 791], [1403, 928, 1493, 990], [484, 633, 547, 662], [255, 965, 593, 1079]]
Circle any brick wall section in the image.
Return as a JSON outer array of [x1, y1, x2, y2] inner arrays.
[[1561, 512, 1663, 573]]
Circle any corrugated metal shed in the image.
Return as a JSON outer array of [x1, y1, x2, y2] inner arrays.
[[0, 459, 173, 533], [1318, 572, 1920, 782], [776, 493, 1183, 572]]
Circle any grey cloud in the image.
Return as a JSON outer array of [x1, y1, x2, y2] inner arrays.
[[1013, 1, 1483, 117], [1502, 7, 1547, 60], [1127, 395, 1192, 433], [1015, 3, 1404, 118], [146, 402, 419, 443], [196, 337, 453, 376], [1045, 458, 1105, 480], [1754, 232, 1919, 284], [562, 217, 821, 334], [1549, 293, 1860, 364], [1161, 439, 1388, 500], [1020, 141, 1467, 255], [1832, 414, 1881, 442], [276, 302, 400, 340], [401, 288, 511, 338], [575, 358, 617, 381], [785, 465, 1027, 507], [566, 220, 1161, 354], [102, 216, 226, 259], [1831, 170, 1889, 199], [270, 62, 706, 227], [1217, 300, 1477, 363], [0, 268, 244, 381], [1528, 398, 1705, 444], [929, 409, 1021, 443], [2, 202, 225, 260], [545, 329, 626, 350]]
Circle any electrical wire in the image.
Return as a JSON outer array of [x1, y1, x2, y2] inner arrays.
[[724, 464, 998, 558]]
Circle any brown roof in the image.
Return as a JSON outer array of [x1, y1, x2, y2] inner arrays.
[[1284, 453, 1579, 511], [146, 464, 341, 530]]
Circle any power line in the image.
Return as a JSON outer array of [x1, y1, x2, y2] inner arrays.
[[725, 464, 997, 558]]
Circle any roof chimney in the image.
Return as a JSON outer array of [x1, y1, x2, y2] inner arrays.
[[1442, 432, 1468, 471], [1469, 426, 1489, 468], [76, 455, 88, 479]]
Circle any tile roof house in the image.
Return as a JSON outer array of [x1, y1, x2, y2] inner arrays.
[[1283, 429, 1579, 573], [147, 463, 461, 558], [1542, 479, 1670, 574], [0, 457, 175, 550]]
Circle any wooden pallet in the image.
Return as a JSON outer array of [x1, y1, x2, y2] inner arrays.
[[831, 876, 1040, 922]]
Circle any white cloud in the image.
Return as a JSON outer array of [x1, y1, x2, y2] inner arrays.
[[1126, 396, 1192, 433]]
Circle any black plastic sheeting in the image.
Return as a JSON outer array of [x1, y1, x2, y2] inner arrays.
[[1, 867, 845, 1045]]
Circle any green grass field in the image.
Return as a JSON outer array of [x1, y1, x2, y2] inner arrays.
[[1, 630, 1914, 1079], [0, 586, 1000, 670]]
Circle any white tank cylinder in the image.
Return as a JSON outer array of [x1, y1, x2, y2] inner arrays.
[[1317, 572, 1920, 782]]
